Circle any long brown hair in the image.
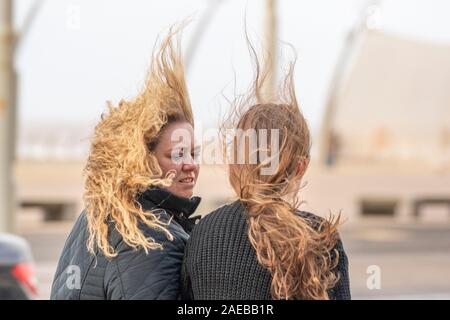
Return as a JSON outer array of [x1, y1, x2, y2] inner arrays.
[[224, 39, 341, 299], [83, 24, 193, 259]]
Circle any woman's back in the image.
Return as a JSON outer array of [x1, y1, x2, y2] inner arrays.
[[181, 200, 351, 300]]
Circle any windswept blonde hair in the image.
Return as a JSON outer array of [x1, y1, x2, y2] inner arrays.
[[224, 38, 341, 299], [83, 25, 194, 259]]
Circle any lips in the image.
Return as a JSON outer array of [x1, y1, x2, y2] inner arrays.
[[179, 177, 194, 184]]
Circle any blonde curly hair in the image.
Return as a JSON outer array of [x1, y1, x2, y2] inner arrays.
[[83, 25, 194, 259]]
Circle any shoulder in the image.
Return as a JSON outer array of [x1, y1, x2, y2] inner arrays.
[[295, 210, 328, 230], [51, 211, 90, 299], [194, 202, 328, 232], [106, 230, 185, 299], [110, 209, 188, 250], [112, 235, 185, 274], [113, 214, 187, 259], [107, 213, 187, 284], [295, 211, 348, 266], [295, 210, 345, 246], [198, 200, 243, 223], [198, 203, 327, 230], [192, 200, 245, 233], [55, 211, 90, 265], [186, 200, 246, 251]]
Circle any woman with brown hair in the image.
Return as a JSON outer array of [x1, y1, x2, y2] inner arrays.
[[181, 42, 351, 300], [50, 26, 201, 300]]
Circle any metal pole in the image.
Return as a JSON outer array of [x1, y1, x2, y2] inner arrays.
[[185, 0, 223, 74], [0, 0, 15, 232], [318, 0, 382, 166], [263, 0, 277, 100]]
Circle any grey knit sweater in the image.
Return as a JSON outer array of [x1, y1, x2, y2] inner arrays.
[[181, 200, 351, 300]]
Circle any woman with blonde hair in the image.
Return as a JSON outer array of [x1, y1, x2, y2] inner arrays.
[[181, 41, 351, 300], [51, 26, 201, 300]]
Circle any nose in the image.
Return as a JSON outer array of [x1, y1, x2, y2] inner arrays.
[[182, 153, 198, 172]]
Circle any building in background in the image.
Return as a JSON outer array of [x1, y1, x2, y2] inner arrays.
[[15, 30, 450, 224], [11, 1, 450, 227]]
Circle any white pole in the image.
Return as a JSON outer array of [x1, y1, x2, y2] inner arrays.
[[318, 0, 382, 166], [0, 0, 15, 232], [263, 0, 277, 100], [185, 0, 223, 74]]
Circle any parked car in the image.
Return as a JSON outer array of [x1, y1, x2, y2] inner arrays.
[[0, 233, 38, 299]]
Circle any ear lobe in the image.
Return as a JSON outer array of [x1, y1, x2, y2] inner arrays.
[[295, 162, 302, 176], [295, 157, 310, 177]]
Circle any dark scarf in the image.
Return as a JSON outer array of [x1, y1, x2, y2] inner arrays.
[[137, 187, 201, 233]]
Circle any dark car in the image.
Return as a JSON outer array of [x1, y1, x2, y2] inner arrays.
[[0, 233, 38, 300]]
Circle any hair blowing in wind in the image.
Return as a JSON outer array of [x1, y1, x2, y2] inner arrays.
[[83, 24, 193, 259], [223, 36, 342, 299]]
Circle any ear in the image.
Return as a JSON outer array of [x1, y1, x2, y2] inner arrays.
[[295, 157, 310, 177]]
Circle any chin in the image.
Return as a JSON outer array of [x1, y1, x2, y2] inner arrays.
[[171, 189, 193, 199], [181, 191, 193, 198], [170, 183, 195, 198]]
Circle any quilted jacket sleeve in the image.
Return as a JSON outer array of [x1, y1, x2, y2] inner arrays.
[[50, 213, 89, 300], [104, 236, 185, 300]]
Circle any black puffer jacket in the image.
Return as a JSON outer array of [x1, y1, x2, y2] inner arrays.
[[50, 188, 200, 300], [182, 200, 351, 300]]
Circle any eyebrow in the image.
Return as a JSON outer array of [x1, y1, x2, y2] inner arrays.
[[165, 145, 201, 153]]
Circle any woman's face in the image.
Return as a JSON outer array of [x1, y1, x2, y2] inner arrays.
[[152, 121, 200, 198]]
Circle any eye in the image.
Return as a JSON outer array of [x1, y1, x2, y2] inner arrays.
[[192, 149, 201, 161], [172, 148, 185, 162], [174, 150, 183, 159]]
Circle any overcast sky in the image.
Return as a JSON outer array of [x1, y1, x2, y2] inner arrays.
[[14, 0, 450, 138]]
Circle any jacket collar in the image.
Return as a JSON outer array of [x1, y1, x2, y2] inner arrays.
[[138, 187, 201, 220]]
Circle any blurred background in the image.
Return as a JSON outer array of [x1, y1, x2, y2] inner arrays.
[[0, 0, 449, 299]]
